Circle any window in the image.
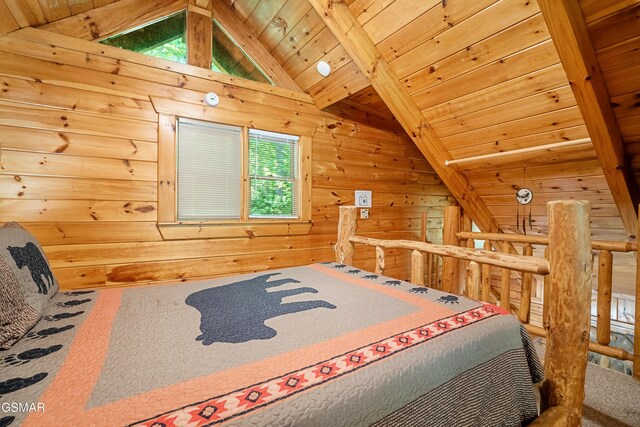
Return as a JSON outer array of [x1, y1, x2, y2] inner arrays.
[[177, 119, 242, 220], [211, 20, 271, 84], [100, 12, 187, 64], [176, 118, 300, 222], [248, 130, 298, 218], [97, 10, 271, 84]]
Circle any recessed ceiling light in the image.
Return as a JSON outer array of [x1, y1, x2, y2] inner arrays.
[[317, 61, 331, 77]]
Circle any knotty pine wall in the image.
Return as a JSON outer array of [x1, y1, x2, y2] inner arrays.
[[0, 28, 453, 290]]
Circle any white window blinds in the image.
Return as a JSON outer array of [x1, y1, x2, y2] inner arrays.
[[177, 118, 242, 220], [248, 129, 299, 219]]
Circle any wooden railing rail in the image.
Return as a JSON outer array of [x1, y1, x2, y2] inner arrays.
[[456, 231, 637, 252], [348, 236, 550, 275], [524, 324, 634, 362]]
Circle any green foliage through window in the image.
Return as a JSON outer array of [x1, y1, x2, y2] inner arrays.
[[100, 12, 187, 64], [212, 20, 270, 84], [97, 11, 272, 84], [249, 130, 298, 218]]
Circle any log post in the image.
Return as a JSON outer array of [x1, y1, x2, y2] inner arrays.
[[500, 240, 512, 310], [635, 206, 640, 379], [481, 240, 492, 302], [421, 211, 428, 242], [465, 261, 481, 300], [460, 211, 473, 283], [519, 243, 534, 323], [543, 246, 550, 326], [543, 200, 592, 425], [597, 250, 613, 345], [442, 205, 460, 294], [335, 206, 357, 264], [411, 250, 425, 285], [421, 212, 431, 287], [375, 246, 385, 275], [426, 253, 433, 287]]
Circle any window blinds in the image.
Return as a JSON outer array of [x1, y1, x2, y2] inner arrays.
[[248, 129, 299, 219], [177, 118, 242, 220]]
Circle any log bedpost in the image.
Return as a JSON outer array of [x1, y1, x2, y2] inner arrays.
[[543, 200, 592, 425], [596, 250, 613, 345], [411, 250, 425, 285], [442, 205, 460, 294], [336, 206, 357, 264]]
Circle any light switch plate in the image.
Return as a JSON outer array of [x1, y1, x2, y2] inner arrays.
[[355, 190, 372, 208]]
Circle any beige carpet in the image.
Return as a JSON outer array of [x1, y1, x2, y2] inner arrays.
[[533, 338, 640, 426]]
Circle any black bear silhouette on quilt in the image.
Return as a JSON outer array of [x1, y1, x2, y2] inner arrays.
[[186, 273, 336, 345]]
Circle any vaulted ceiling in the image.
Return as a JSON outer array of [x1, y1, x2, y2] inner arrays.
[[226, 0, 640, 242], [1, 0, 639, 243]]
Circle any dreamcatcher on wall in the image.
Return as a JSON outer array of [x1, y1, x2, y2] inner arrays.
[[515, 167, 533, 235]]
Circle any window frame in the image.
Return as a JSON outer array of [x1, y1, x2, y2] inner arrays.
[[155, 106, 312, 240]]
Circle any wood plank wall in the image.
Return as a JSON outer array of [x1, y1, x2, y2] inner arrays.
[[0, 28, 453, 290]]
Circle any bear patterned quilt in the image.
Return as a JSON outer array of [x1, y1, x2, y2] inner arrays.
[[0, 263, 543, 426]]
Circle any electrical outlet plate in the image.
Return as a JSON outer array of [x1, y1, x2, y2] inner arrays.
[[360, 209, 369, 219], [355, 190, 372, 208]]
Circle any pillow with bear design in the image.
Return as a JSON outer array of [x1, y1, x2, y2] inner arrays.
[[0, 222, 59, 349]]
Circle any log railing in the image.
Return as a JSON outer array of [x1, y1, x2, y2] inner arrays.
[[455, 211, 640, 380], [336, 201, 593, 425]]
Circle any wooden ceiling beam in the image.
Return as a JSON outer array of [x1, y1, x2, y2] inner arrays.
[[538, 0, 640, 240], [37, 0, 187, 41], [186, 5, 212, 69], [211, 1, 302, 92], [307, 0, 503, 234]]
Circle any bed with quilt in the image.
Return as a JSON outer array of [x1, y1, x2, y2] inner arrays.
[[1, 253, 543, 426]]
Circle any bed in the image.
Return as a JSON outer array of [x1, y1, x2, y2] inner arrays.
[[0, 200, 596, 426], [0, 262, 543, 426]]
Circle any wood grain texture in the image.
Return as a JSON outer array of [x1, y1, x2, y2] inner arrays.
[[38, 0, 187, 40], [442, 205, 460, 294], [539, 0, 639, 240], [187, 6, 212, 69], [211, 0, 302, 91], [410, 250, 424, 285], [0, 26, 452, 289], [542, 200, 592, 425], [307, 0, 504, 237], [596, 249, 613, 345]]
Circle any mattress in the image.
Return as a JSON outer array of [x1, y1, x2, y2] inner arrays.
[[0, 262, 543, 426]]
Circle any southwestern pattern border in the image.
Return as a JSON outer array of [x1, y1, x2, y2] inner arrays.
[[132, 304, 502, 427]]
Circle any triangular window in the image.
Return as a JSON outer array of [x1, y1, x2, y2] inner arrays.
[[211, 20, 270, 84], [100, 11, 187, 64], [98, 11, 271, 85]]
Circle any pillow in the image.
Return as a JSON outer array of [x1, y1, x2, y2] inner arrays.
[[0, 222, 59, 349]]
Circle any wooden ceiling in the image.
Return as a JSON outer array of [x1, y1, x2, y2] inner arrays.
[[0, 1, 119, 28], [222, 0, 639, 241], [1, 0, 639, 242]]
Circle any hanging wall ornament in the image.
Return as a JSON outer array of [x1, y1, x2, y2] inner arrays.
[[515, 167, 533, 235], [516, 187, 533, 205]]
